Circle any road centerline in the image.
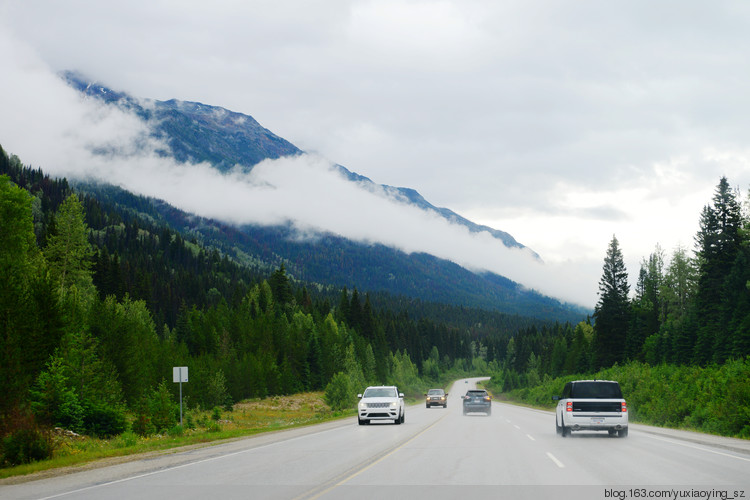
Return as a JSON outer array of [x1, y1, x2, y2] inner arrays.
[[298, 412, 451, 500]]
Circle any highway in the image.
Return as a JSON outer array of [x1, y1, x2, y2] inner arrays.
[[2, 378, 748, 500]]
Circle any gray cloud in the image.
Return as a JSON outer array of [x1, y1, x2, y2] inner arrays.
[[2, 0, 750, 306]]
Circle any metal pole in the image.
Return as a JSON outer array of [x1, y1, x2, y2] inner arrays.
[[179, 367, 183, 427]]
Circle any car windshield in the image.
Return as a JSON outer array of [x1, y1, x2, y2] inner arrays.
[[363, 388, 397, 398], [570, 382, 623, 399], [428, 390, 443, 395]]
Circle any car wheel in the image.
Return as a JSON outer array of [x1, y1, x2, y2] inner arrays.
[[618, 428, 628, 438], [358, 417, 365, 426], [444, 404, 447, 409], [560, 417, 570, 437], [426, 404, 429, 408], [556, 417, 562, 435], [395, 410, 403, 425], [608, 429, 617, 436]]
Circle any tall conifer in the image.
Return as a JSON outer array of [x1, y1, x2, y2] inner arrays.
[[593, 235, 630, 368]]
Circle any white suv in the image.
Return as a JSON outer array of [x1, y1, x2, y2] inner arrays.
[[554, 380, 628, 437], [357, 386, 405, 425]]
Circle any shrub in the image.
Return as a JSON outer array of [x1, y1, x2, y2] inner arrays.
[[131, 413, 155, 437], [324, 372, 354, 411], [223, 395, 234, 413], [113, 431, 138, 448], [147, 381, 178, 433], [185, 412, 196, 430], [205, 370, 228, 409], [167, 425, 184, 437], [502, 358, 750, 438], [82, 403, 128, 438], [29, 358, 84, 433], [2, 428, 53, 466]]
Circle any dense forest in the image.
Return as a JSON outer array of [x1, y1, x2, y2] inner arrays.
[[0, 145, 538, 453], [2, 141, 749, 465], [485, 176, 750, 387], [482, 177, 750, 436]]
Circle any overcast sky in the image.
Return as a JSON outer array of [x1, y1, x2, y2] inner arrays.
[[2, 0, 750, 307]]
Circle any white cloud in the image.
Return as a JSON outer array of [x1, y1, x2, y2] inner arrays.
[[3, 1, 750, 308], [0, 26, 589, 305]]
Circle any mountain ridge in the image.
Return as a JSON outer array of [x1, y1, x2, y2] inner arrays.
[[60, 71, 584, 321], [63, 71, 535, 257]]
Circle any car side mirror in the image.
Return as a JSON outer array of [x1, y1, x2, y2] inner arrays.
[[357, 394, 363, 399], [445, 393, 449, 396], [552, 395, 560, 401], [399, 393, 404, 398]]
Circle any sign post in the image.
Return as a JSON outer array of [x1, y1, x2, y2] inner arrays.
[[173, 366, 188, 426]]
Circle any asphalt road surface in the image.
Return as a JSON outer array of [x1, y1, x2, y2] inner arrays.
[[2, 378, 748, 500]]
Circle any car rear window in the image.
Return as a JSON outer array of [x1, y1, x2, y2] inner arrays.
[[467, 391, 487, 396], [570, 382, 622, 399]]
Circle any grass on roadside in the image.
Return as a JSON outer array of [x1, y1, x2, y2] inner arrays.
[[1, 392, 354, 480]]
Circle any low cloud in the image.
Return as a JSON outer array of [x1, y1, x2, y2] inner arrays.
[[0, 28, 596, 306]]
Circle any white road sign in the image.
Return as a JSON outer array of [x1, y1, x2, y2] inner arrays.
[[173, 366, 188, 383]]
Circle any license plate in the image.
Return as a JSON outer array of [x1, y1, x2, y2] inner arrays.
[[591, 418, 604, 424]]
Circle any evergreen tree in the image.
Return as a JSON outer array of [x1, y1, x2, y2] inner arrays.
[[0, 175, 62, 414], [593, 235, 630, 368], [693, 178, 743, 364], [626, 248, 663, 361], [44, 194, 95, 298], [269, 264, 294, 311]]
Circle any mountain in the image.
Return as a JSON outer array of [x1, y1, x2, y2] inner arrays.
[[63, 71, 533, 256], [62, 72, 585, 321]]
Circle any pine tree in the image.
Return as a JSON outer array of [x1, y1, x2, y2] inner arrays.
[[626, 248, 664, 361], [269, 264, 294, 310], [593, 235, 630, 368], [693, 177, 743, 364], [0, 175, 53, 413], [44, 194, 95, 299]]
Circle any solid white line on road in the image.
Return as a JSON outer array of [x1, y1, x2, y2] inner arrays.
[[526, 434, 535, 441], [37, 425, 346, 500], [546, 452, 565, 468], [641, 433, 750, 462]]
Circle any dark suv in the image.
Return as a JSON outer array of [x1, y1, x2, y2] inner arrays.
[[554, 380, 628, 437], [462, 389, 491, 416]]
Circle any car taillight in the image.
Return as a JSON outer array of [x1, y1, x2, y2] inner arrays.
[[484, 397, 491, 401], [621, 402, 627, 412], [566, 401, 572, 412]]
